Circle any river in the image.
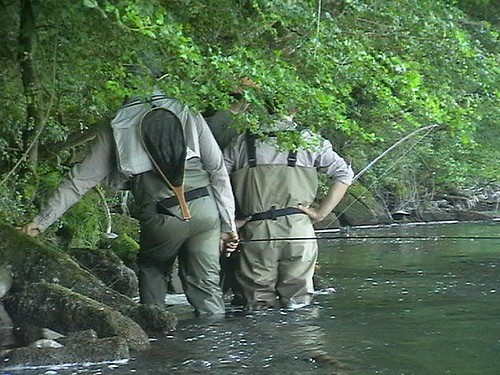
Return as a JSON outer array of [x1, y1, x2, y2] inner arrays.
[[5, 220, 500, 375]]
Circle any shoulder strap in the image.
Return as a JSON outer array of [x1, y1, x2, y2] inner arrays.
[[245, 131, 257, 168], [245, 131, 298, 167], [287, 150, 297, 167]]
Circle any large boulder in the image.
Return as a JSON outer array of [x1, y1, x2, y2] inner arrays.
[[4, 281, 149, 351]]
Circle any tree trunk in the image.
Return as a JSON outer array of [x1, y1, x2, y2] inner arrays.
[[18, 0, 42, 167]]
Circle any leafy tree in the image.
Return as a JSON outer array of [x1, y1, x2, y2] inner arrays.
[[0, 0, 498, 245]]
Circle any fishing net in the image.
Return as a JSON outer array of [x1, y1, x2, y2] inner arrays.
[[140, 107, 190, 220]]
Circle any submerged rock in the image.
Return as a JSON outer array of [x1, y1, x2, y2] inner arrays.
[[124, 304, 178, 335], [5, 281, 149, 351]]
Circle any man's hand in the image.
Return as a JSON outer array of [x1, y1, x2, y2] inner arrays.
[[220, 231, 239, 257], [20, 222, 42, 237], [297, 205, 327, 224], [298, 182, 350, 224]]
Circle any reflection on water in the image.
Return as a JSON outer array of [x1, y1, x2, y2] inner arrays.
[[320, 221, 500, 374], [5, 221, 500, 375]]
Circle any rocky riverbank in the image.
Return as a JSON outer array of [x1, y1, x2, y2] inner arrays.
[[323, 182, 499, 228], [0, 223, 176, 371]]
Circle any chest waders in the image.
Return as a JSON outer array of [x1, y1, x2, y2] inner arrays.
[[134, 158, 225, 316], [230, 133, 319, 309]]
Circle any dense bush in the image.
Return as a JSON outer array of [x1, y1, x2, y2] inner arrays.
[[0, 0, 498, 245]]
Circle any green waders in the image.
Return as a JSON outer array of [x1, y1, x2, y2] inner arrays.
[[133, 158, 225, 316], [231, 164, 319, 309]]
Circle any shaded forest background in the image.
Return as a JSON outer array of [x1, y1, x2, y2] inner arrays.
[[0, 0, 498, 248]]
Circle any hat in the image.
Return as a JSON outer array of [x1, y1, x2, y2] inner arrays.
[[261, 115, 297, 132]]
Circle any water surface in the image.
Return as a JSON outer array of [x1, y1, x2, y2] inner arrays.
[[4, 221, 500, 375]]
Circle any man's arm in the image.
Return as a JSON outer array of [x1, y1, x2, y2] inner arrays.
[[298, 181, 349, 224], [195, 112, 238, 235], [297, 134, 353, 224], [21, 126, 115, 235], [20, 222, 42, 237]]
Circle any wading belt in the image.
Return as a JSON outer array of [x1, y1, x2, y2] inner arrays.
[[248, 206, 305, 222], [157, 186, 209, 214]]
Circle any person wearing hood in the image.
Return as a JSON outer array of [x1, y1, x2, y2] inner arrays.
[[223, 113, 353, 310], [21, 91, 238, 317]]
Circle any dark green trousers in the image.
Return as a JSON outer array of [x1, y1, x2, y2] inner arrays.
[[137, 194, 225, 316]]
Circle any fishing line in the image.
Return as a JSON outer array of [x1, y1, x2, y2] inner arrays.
[[335, 125, 438, 219], [235, 235, 500, 243]]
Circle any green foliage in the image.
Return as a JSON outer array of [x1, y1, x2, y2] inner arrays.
[[454, 0, 500, 24], [0, 0, 498, 238], [108, 233, 140, 270], [56, 189, 109, 249]]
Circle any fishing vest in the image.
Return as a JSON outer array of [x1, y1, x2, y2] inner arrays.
[[231, 133, 318, 217], [110, 92, 199, 177]]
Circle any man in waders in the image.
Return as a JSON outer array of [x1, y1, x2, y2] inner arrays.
[[205, 91, 251, 306], [223, 115, 353, 310], [21, 90, 238, 316]]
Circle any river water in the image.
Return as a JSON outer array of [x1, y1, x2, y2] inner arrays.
[[5, 220, 500, 375]]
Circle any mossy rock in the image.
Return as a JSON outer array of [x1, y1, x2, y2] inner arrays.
[[124, 304, 178, 335], [67, 247, 139, 298], [0, 223, 135, 311], [109, 233, 140, 271], [4, 281, 149, 351], [0, 223, 176, 338]]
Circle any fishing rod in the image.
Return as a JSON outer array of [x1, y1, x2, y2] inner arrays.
[[334, 125, 440, 220], [234, 235, 500, 243], [230, 220, 500, 243]]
